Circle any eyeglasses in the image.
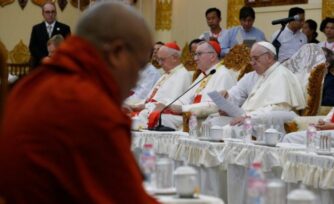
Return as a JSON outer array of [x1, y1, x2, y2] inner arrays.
[[44, 10, 56, 15], [250, 52, 268, 61], [193, 51, 215, 57], [157, 54, 174, 64]]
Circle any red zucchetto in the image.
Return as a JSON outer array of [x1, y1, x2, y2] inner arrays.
[[208, 40, 221, 55], [164, 42, 180, 51]]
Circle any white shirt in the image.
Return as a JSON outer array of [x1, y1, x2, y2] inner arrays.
[[318, 41, 334, 51], [199, 29, 227, 46], [45, 21, 56, 37], [272, 26, 307, 62]]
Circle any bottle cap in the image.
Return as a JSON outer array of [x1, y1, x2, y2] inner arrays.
[[144, 143, 153, 148]]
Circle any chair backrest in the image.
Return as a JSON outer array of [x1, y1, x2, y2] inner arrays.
[[302, 63, 327, 116], [283, 44, 326, 88], [181, 42, 196, 71], [237, 63, 253, 81], [224, 44, 251, 72]]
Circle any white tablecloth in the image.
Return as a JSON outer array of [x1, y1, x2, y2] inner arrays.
[[169, 138, 227, 201], [221, 142, 304, 172], [281, 151, 334, 204], [223, 142, 304, 204], [156, 194, 224, 204], [169, 138, 225, 168], [132, 131, 187, 155], [132, 131, 334, 204], [282, 151, 334, 189]]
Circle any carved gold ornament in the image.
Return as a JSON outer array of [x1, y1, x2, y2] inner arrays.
[[9, 40, 30, 63], [227, 0, 244, 28], [0, 0, 14, 7], [322, 0, 334, 19], [155, 0, 172, 31], [32, 0, 53, 7], [70, 0, 91, 11]]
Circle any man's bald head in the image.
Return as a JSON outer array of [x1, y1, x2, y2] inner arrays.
[[75, 1, 153, 101], [75, 1, 152, 55]]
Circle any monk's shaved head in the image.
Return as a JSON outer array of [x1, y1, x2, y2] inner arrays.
[[75, 1, 153, 100], [75, 1, 152, 54]]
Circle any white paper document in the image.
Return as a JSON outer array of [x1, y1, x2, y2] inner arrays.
[[208, 91, 245, 117]]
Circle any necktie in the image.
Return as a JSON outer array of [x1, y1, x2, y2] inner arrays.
[[47, 25, 52, 38]]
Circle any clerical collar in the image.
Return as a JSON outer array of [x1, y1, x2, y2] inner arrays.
[[261, 62, 280, 78], [202, 62, 220, 76]]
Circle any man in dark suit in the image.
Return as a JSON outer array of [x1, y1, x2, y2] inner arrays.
[[29, 2, 71, 68]]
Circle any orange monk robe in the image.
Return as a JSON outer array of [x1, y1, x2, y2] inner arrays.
[[0, 36, 158, 204]]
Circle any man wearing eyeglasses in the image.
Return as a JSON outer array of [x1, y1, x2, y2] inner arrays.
[[208, 41, 305, 133], [0, 2, 158, 203], [149, 41, 237, 130], [129, 42, 192, 128], [29, 2, 71, 68]]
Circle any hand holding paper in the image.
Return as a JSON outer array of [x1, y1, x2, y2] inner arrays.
[[208, 90, 245, 117]]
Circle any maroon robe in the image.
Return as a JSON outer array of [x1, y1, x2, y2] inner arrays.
[[0, 36, 158, 204]]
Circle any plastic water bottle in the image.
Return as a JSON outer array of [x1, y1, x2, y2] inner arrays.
[[140, 144, 156, 187], [243, 117, 253, 143], [306, 124, 317, 153], [247, 162, 267, 204], [189, 114, 198, 137]]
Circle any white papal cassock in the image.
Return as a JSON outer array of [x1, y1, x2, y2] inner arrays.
[[160, 63, 238, 130], [208, 62, 306, 136]]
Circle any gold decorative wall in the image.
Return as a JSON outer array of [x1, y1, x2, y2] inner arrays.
[[0, 0, 14, 7], [322, 0, 334, 18], [155, 0, 172, 31], [227, 0, 244, 28]]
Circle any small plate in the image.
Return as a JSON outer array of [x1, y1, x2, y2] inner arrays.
[[315, 150, 334, 156], [253, 141, 276, 147]]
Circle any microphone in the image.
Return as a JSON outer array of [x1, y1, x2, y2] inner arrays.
[[271, 15, 300, 25], [152, 69, 216, 131]]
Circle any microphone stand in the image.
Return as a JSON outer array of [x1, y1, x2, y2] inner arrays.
[[272, 22, 287, 58], [151, 70, 216, 131]]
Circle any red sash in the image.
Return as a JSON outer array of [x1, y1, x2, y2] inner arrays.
[[147, 109, 179, 129]]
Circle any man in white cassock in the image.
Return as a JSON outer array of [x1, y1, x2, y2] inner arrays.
[[207, 41, 306, 137], [131, 42, 192, 128], [150, 41, 237, 130]]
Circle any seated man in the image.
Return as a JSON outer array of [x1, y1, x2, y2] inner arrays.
[[124, 42, 163, 105], [132, 42, 192, 125], [282, 108, 334, 146], [150, 41, 237, 130], [42, 34, 65, 63], [220, 6, 266, 57], [208, 41, 306, 135]]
